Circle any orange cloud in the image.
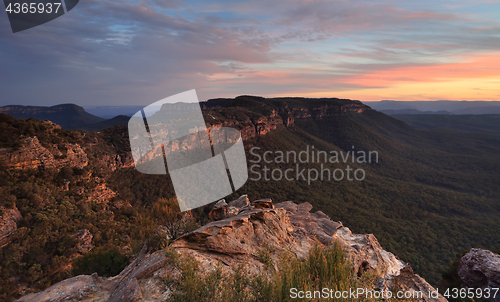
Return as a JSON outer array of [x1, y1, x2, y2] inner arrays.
[[341, 53, 500, 88], [203, 53, 500, 102]]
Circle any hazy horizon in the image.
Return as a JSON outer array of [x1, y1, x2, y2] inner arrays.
[[2, 99, 500, 108], [2, 99, 500, 106]]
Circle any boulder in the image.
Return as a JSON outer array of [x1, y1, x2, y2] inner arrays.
[[227, 194, 250, 208], [251, 198, 274, 210], [208, 199, 239, 221], [458, 248, 500, 302]]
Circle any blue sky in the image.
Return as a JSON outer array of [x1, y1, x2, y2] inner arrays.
[[1, 0, 500, 106]]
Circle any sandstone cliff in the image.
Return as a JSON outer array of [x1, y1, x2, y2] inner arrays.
[[16, 196, 445, 302], [202, 97, 371, 141], [133, 97, 372, 163]]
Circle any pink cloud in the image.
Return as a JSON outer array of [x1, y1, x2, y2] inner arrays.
[[339, 53, 500, 88]]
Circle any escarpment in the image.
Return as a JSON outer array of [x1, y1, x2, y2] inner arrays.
[[132, 96, 373, 163], [1, 97, 371, 171], [201, 96, 371, 141], [17, 196, 445, 302]]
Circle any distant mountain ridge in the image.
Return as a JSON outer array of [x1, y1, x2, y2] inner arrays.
[[1, 96, 367, 131], [5, 99, 499, 131], [366, 100, 500, 114], [83, 115, 132, 131], [0, 104, 106, 130], [0, 104, 134, 131], [381, 109, 453, 115], [83, 106, 143, 119], [391, 114, 500, 135]]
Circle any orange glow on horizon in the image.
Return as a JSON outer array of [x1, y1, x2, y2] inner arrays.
[[266, 53, 500, 102]]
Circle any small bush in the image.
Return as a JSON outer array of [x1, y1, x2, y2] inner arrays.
[[165, 246, 180, 265], [257, 245, 273, 268], [72, 245, 128, 277], [146, 234, 169, 251]]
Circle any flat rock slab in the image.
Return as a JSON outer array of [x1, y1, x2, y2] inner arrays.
[[16, 275, 99, 302]]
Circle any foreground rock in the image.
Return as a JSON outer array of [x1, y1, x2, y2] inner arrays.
[[458, 249, 500, 302], [17, 196, 445, 302]]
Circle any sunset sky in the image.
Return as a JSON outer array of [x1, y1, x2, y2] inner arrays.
[[1, 0, 500, 106]]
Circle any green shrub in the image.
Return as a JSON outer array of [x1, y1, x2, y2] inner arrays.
[[257, 245, 273, 268], [146, 234, 169, 251], [72, 245, 128, 277]]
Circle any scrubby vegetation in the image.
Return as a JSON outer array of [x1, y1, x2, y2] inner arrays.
[[439, 251, 468, 296], [0, 116, 195, 301], [169, 243, 385, 302]]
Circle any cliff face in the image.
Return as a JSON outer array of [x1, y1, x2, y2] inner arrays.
[[130, 97, 371, 164], [203, 98, 371, 141], [16, 196, 445, 302], [135, 103, 346, 165]]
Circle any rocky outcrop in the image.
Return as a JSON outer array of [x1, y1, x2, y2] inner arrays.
[[86, 178, 117, 203], [204, 103, 370, 141], [228, 194, 250, 208], [72, 229, 94, 254], [253, 110, 283, 136], [16, 246, 172, 302], [334, 226, 446, 300], [17, 196, 443, 302], [208, 199, 237, 221], [16, 275, 102, 302], [203, 110, 264, 141], [335, 226, 405, 279], [94, 153, 134, 171], [0, 205, 23, 248], [0, 136, 88, 170], [458, 249, 500, 302]]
